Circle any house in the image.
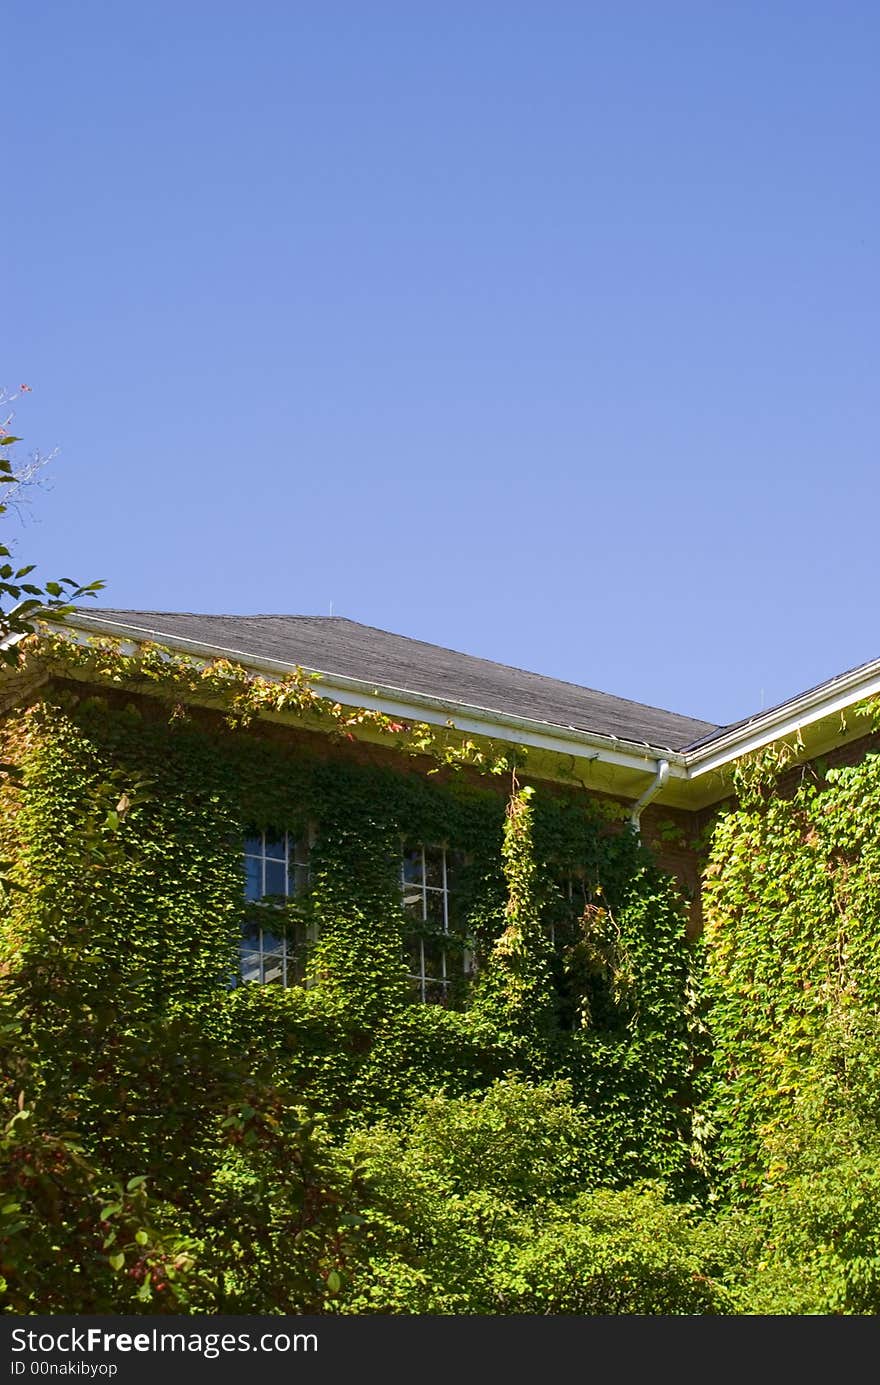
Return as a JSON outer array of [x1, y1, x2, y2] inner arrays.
[[3, 606, 880, 1003]]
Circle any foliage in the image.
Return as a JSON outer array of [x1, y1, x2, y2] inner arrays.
[[0, 678, 703, 1312], [700, 742, 880, 1199], [6, 662, 880, 1311], [721, 1006, 880, 1314], [0, 1068, 202, 1313], [15, 631, 880, 1313], [338, 1081, 733, 1314], [470, 786, 557, 1044], [489, 1185, 733, 1315], [0, 410, 102, 663], [28, 629, 522, 776]]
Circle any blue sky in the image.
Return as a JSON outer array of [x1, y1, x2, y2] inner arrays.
[[5, 1, 878, 726]]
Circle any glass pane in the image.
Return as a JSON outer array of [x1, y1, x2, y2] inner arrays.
[[244, 856, 262, 901], [244, 834, 263, 857], [239, 950, 262, 985], [402, 886, 424, 916], [241, 918, 260, 946], [424, 979, 449, 1006], [265, 834, 287, 862], [423, 848, 444, 888], [402, 847, 424, 885], [445, 891, 463, 932], [261, 928, 283, 954], [262, 953, 285, 985], [425, 889, 446, 929], [264, 858, 286, 898], [446, 850, 465, 886], [423, 941, 446, 980]]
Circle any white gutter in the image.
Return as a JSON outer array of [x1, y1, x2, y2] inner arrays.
[[48, 614, 691, 779], [40, 614, 880, 797], [629, 759, 670, 832], [684, 657, 880, 778]]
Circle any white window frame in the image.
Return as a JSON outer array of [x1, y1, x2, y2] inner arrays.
[[401, 843, 468, 1003], [241, 829, 313, 986]]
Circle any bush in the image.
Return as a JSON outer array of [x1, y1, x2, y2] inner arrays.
[[491, 1184, 733, 1315], [337, 1080, 731, 1314]]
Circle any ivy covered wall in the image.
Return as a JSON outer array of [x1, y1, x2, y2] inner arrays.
[[700, 735, 880, 1197], [7, 672, 880, 1312], [0, 680, 705, 1191]]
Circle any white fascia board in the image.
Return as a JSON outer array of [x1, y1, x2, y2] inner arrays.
[[48, 615, 688, 779], [684, 659, 880, 778], [39, 616, 880, 791], [304, 670, 687, 774]]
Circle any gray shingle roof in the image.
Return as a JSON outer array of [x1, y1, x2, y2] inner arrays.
[[72, 609, 720, 752]]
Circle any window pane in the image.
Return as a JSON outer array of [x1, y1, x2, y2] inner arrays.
[[264, 858, 286, 898], [423, 940, 446, 979], [424, 979, 449, 1005], [401, 842, 467, 1006], [425, 889, 446, 929], [423, 848, 444, 888], [261, 928, 283, 954], [241, 917, 261, 946], [402, 847, 424, 885], [244, 856, 262, 901], [445, 891, 463, 931], [446, 849, 465, 886], [239, 949, 262, 985], [262, 953, 285, 985], [239, 827, 314, 990], [403, 885, 424, 916]]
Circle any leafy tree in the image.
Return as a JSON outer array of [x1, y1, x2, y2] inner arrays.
[[0, 387, 102, 661], [339, 1079, 734, 1314]]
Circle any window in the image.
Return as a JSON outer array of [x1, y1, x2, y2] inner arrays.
[[547, 873, 618, 1030], [548, 875, 585, 950], [401, 844, 466, 1003], [240, 831, 312, 986]]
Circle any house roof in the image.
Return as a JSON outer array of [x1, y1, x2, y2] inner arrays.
[[682, 650, 880, 753], [70, 609, 720, 753]]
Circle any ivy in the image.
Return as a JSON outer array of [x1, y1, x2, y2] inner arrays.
[[470, 785, 556, 1046], [701, 734, 880, 1199], [0, 674, 703, 1309], [27, 629, 524, 777]]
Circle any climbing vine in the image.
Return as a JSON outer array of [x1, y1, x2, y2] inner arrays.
[[26, 628, 523, 777], [0, 664, 704, 1310], [701, 722, 880, 1198]]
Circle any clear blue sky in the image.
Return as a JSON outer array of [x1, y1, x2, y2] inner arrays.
[[6, 1, 878, 727]]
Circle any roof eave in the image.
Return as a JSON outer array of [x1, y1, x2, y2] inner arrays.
[[40, 613, 692, 778], [682, 658, 880, 779], [18, 614, 880, 810]]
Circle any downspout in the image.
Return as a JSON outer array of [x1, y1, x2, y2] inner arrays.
[[629, 758, 670, 834]]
